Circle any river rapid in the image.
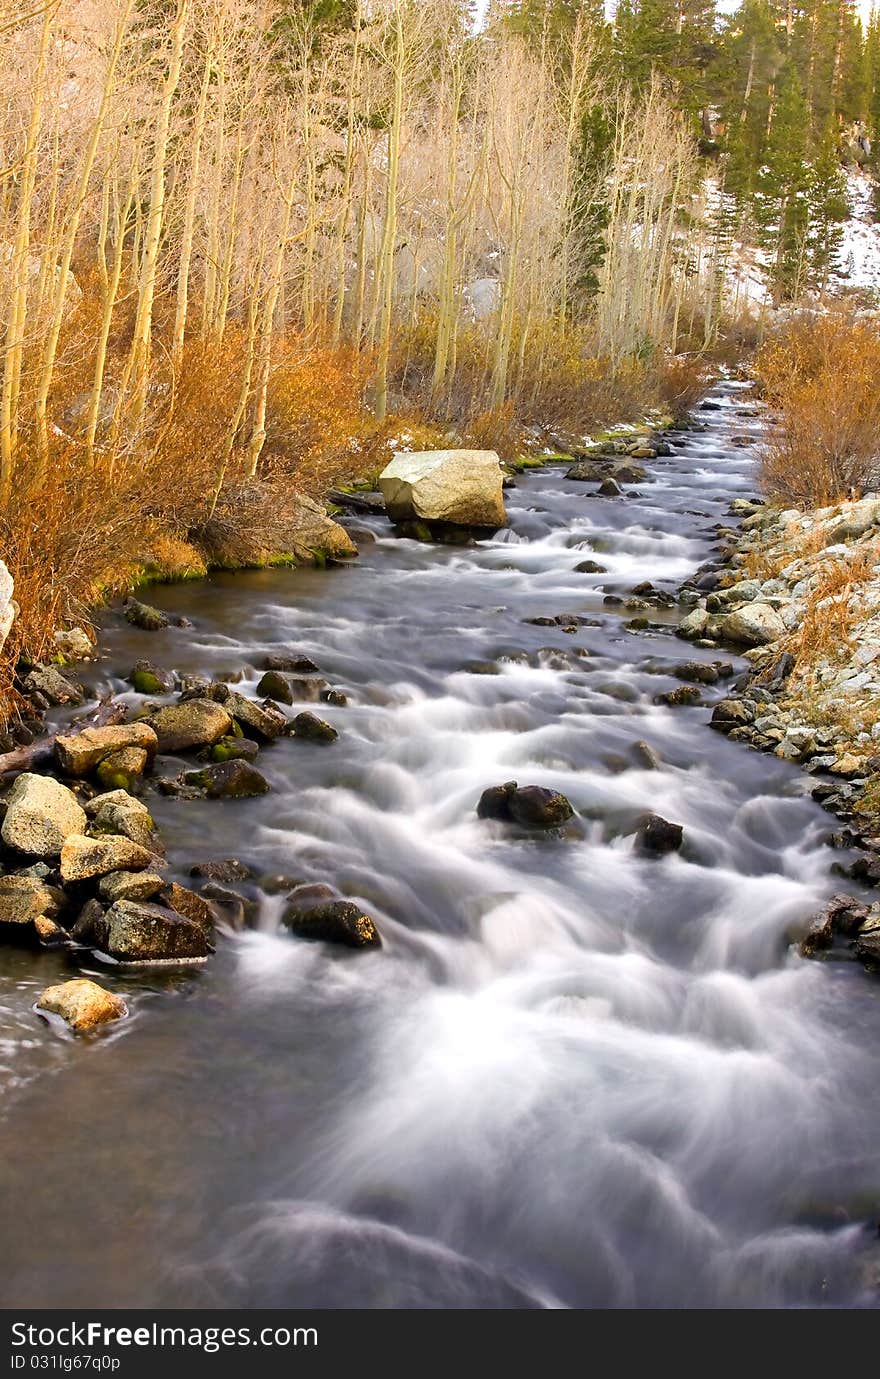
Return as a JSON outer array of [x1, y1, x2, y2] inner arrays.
[[1, 381, 879, 1310]]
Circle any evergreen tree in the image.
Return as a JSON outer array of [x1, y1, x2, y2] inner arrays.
[[757, 62, 811, 299], [807, 117, 851, 285]]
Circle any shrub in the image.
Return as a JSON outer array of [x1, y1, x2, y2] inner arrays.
[[755, 310, 880, 506]]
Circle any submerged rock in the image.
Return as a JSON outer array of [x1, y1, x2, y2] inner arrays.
[[183, 760, 270, 799], [379, 450, 506, 531], [476, 781, 518, 820], [128, 660, 176, 695], [634, 814, 683, 856], [256, 670, 295, 704], [291, 711, 338, 743], [36, 978, 126, 1032], [1, 774, 86, 858], [123, 598, 171, 631], [282, 898, 381, 949], [197, 736, 261, 764], [262, 651, 320, 674]]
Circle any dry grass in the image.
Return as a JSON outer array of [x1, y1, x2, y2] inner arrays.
[[755, 310, 880, 506], [781, 546, 878, 684]]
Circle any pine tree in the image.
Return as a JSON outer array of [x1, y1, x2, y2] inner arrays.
[[807, 117, 851, 285], [757, 62, 810, 299]]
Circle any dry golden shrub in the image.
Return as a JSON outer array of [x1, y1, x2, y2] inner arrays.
[[755, 310, 880, 506], [653, 354, 709, 424], [783, 545, 878, 682]]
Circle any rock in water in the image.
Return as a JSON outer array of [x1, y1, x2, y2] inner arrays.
[[720, 602, 786, 647], [291, 712, 338, 743], [145, 699, 233, 752], [379, 450, 506, 530], [96, 746, 149, 792], [123, 598, 170, 631], [476, 782, 574, 829], [36, 979, 126, 1031], [634, 814, 684, 856], [95, 899, 212, 961], [509, 786, 574, 829], [281, 899, 381, 949], [1, 774, 87, 858], [0, 875, 63, 926], [183, 760, 270, 798]]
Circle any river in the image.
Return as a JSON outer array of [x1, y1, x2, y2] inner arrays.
[[1, 381, 879, 1309]]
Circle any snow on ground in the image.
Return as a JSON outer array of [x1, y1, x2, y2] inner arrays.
[[832, 170, 880, 296]]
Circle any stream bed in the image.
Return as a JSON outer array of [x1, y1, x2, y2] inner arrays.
[[1, 381, 879, 1309]]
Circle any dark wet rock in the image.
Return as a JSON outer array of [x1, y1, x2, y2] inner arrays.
[[262, 652, 320, 674], [128, 661, 176, 695], [189, 858, 254, 883], [161, 881, 214, 933], [566, 460, 606, 482], [634, 814, 683, 856], [603, 594, 623, 607], [574, 559, 607, 574], [671, 660, 719, 685], [256, 670, 295, 704], [291, 712, 338, 743], [177, 675, 214, 700], [281, 898, 381, 950], [854, 910, 880, 964], [95, 899, 212, 962], [208, 687, 286, 741], [631, 740, 663, 770], [597, 478, 623, 497], [69, 897, 105, 943], [476, 781, 518, 821], [656, 685, 703, 707], [283, 882, 337, 908], [259, 874, 307, 896], [124, 598, 173, 631], [799, 907, 835, 956], [626, 616, 651, 631], [146, 700, 232, 753], [711, 698, 756, 729], [460, 660, 500, 675], [21, 665, 83, 706], [327, 488, 385, 514], [320, 688, 348, 707], [197, 736, 261, 764], [155, 777, 207, 800], [183, 760, 270, 799], [509, 786, 574, 829], [525, 616, 557, 627]]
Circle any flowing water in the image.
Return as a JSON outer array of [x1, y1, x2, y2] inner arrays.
[[1, 381, 879, 1309]]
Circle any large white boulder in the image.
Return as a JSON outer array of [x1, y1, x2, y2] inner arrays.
[[379, 450, 506, 530], [721, 601, 786, 647]]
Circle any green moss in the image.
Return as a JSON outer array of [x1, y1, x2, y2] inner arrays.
[[131, 669, 165, 695]]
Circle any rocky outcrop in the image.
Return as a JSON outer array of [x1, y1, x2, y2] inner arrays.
[[36, 978, 126, 1031], [379, 450, 506, 531], [1, 774, 87, 858]]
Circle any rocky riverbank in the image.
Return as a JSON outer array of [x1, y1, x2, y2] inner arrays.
[[677, 488, 880, 966]]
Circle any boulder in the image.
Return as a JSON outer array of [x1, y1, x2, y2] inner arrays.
[[597, 478, 623, 497], [256, 670, 295, 704], [575, 559, 607, 574], [98, 870, 165, 903], [281, 898, 381, 949], [634, 814, 683, 856], [379, 450, 506, 530], [60, 834, 154, 882], [677, 607, 710, 639], [183, 760, 270, 799], [720, 602, 786, 647], [95, 746, 149, 792], [291, 711, 338, 743], [711, 699, 755, 729], [145, 699, 232, 753], [278, 493, 358, 564], [55, 722, 158, 776], [1, 774, 87, 858], [69, 897, 105, 943], [36, 978, 126, 1032], [476, 781, 518, 821], [189, 858, 253, 883], [95, 899, 212, 961], [0, 874, 62, 926]]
